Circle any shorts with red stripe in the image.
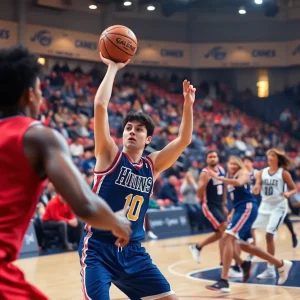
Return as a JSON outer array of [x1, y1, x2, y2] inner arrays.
[[0, 261, 48, 300], [225, 202, 258, 243], [202, 203, 226, 231]]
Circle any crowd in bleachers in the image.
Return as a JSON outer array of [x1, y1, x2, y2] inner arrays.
[[34, 63, 300, 250]]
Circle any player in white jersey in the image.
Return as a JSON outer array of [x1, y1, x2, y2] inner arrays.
[[252, 148, 297, 279]]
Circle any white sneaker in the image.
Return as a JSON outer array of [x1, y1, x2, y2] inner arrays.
[[189, 244, 201, 263], [257, 266, 276, 279], [228, 267, 243, 278], [147, 231, 158, 240], [278, 260, 293, 285]]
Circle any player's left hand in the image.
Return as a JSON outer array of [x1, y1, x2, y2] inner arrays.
[[183, 79, 196, 105]]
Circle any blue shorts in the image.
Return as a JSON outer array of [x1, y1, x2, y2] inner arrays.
[[225, 202, 258, 243], [78, 232, 174, 300]]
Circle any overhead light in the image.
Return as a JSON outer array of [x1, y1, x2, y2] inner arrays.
[[238, 7, 246, 14], [38, 57, 46, 65], [147, 5, 155, 11], [89, 4, 97, 10], [124, 1, 132, 6], [254, 0, 263, 4]]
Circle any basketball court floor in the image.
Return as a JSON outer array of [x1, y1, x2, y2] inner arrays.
[[15, 225, 300, 300]]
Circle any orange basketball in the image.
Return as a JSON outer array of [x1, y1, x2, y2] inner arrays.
[[99, 25, 138, 63]]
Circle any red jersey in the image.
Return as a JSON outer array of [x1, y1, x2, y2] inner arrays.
[[0, 115, 46, 262], [42, 195, 75, 222]]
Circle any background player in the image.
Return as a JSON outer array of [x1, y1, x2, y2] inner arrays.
[[252, 148, 297, 279], [228, 156, 260, 278], [189, 151, 227, 264], [206, 156, 293, 293], [78, 53, 195, 300], [0, 46, 132, 300]]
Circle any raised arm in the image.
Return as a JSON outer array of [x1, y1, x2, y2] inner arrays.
[[23, 125, 131, 246], [282, 170, 297, 199], [94, 54, 129, 171], [148, 80, 195, 179]]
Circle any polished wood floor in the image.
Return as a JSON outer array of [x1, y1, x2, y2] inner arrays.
[[15, 225, 300, 300]]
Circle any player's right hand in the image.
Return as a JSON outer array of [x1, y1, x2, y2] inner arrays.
[[112, 207, 132, 247], [100, 52, 130, 71]]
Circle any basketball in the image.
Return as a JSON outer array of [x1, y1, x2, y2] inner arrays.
[[99, 25, 138, 63]]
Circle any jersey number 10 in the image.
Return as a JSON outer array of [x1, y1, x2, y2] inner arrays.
[[124, 194, 144, 221], [265, 186, 273, 196]]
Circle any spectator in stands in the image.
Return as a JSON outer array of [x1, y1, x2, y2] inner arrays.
[[81, 151, 96, 175], [180, 172, 201, 231], [56, 121, 69, 139], [39, 181, 56, 207], [188, 160, 200, 180], [164, 163, 181, 179], [233, 135, 247, 153], [155, 129, 168, 150], [292, 167, 300, 182], [42, 195, 82, 251], [158, 176, 179, 206], [70, 137, 84, 157]]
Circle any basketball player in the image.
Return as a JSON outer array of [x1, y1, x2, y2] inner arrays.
[[0, 46, 131, 299], [252, 148, 297, 279], [78, 53, 195, 300], [228, 156, 260, 278], [189, 151, 227, 264], [206, 156, 292, 293]]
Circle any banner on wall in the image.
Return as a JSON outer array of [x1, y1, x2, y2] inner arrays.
[[26, 24, 100, 61], [0, 20, 17, 48], [132, 40, 191, 68], [288, 40, 300, 66], [194, 42, 287, 68], [26, 24, 191, 67], [1, 20, 300, 68]]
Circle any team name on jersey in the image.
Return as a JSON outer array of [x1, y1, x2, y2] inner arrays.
[[263, 179, 278, 186], [115, 166, 153, 193]]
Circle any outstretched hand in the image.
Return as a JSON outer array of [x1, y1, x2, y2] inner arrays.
[[207, 168, 218, 179], [112, 207, 132, 248], [100, 52, 130, 71], [183, 79, 196, 105]]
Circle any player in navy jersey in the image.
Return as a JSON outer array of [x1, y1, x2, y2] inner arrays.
[[228, 156, 260, 278], [206, 156, 292, 293], [78, 53, 195, 300], [189, 151, 227, 264], [243, 156, 261, 204]]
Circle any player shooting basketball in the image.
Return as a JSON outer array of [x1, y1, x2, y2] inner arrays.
[[78, 53, 195, 300]]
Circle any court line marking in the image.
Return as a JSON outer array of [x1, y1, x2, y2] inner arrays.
[[168, 260, 300, 290]]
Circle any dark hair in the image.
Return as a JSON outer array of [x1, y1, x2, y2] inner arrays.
[[243, 156, 253, 163], [267, 148, 291, 169], [122, 111, 155, 137], [0, 46, 41, 107], [206, 150, 218, 159]]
